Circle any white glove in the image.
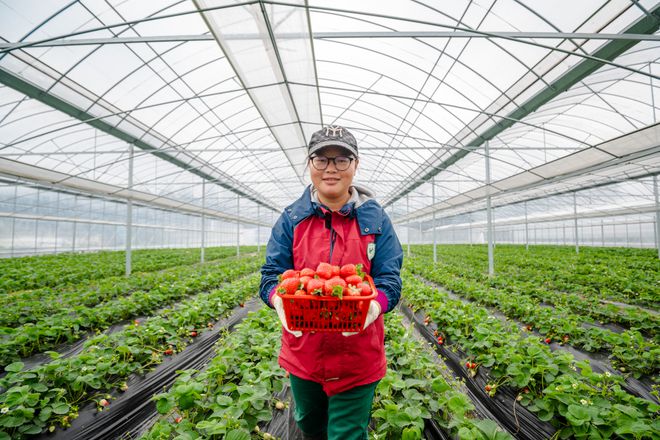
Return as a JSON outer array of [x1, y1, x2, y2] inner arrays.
[[342, 301, 381, 336], [271, 294, 302, 337]]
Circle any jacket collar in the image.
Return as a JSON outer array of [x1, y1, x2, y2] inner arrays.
[[285, 185, 384, 235]]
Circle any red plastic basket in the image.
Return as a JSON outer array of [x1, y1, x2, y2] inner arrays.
[[279, 275, 377, 332]]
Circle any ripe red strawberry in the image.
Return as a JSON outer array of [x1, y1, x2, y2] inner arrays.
[[331, 265, 340, 277], [544, 337, 552, 344], [281, 269, 299, 280], [164, 348, 173, 355], [174, 416, 183, 423], [437, 336, 444, 345], [300, 267, 315, 277], [306, 278, 325, 295], [190, 330, 198, 337], [360, 281, 373, 296], [299, 275, 312, 287], [316, 262, 333, 279], [340, 263, 364, 279], [324, 277, 346, 298], [340, 264, 356, 278], [277, 278, 301, 295], [345, 274, 363, 287], [485, 385, 492, 392]]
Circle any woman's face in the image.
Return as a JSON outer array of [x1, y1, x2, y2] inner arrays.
[[309, 146, 358, 201]]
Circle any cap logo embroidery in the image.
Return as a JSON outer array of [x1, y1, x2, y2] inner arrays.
[[324, 125, 344, 137]]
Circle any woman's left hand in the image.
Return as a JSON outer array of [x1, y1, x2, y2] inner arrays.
[[342, 301, 381, 336]]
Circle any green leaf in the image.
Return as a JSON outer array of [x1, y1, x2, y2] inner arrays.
[[225, 429, 251, 440], [5, 362, 24, 373], [51, 403, 70, 415], [402, 426, 422, 440], [156, 397, 174, 414]]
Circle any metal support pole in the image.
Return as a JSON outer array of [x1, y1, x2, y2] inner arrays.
[[432, 176, 437, 263], [201, 181, 206, 263], [654, 175, 659, 258], [54, 191, 60, 254], [419, 222, 422, 245], [625, 222, 629, 248], [651, 63, 657, 124], [601, 219, 605, 247], [639, 219, 643, 248], [257, 205, 261, 253], [573, 192, 579, 254], [10, 185, 17, 257], [406, 194, 410, 257], [126, 144, 134, 276], [524, 201, 529, 250], [236, 194, 240, 257], [486, 140, 494, 275], [34, 189, 40, 254]]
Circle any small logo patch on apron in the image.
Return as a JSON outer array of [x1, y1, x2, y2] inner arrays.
[[367, 243, 376, 260]]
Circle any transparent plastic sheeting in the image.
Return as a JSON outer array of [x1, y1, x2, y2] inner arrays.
[[0, 1, 658, 237]]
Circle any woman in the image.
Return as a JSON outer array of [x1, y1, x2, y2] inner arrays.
[[259, 125, 403, 440]]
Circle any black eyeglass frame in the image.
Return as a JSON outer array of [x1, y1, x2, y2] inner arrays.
[[308, 155, 356, 171]]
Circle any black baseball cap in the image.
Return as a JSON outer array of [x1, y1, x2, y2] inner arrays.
[[308, 125, 358, 158]]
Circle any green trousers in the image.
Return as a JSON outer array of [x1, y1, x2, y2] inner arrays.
[[290, 374, 379, 440]]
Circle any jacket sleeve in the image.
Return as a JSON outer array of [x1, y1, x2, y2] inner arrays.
[[370, 211, 403, 313], [260, 212, 294, 307]]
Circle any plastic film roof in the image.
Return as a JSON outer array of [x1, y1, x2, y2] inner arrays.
[[0, 0, 659, 225]]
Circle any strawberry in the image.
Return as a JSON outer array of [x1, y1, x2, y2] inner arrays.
[[340, 264, 357, 278], [345, 274, 363, 287], [294, 289, 306, 296], [99, 398, 110, 407], [437, 336, 444, 345], [277, 278, 301, 295], [544, 337, 552, 344], [300, 267, 315, 277], [485, 385, 492, 392], [190, 330, 198, 337], [316, 262, 333, 279], [280, 269, 299, 280], [164, 348, 173, 355], [299, 275, 312, 287], [360, 281, 373, 296], [331, 265, 340, 277], [174, 416, 183, 423], [324, 277, 346, 298], [306, 278, 325, 295], [275, 401, 285, 410]]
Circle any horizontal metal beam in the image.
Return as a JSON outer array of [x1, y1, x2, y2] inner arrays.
[[1, 31, 659, 49]]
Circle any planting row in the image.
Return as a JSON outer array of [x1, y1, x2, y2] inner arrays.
[[0, 246, 252, 294], [407, 256, 659, 378], [412, 245, 658, 309], [413, 246, 659, 336], [0, 252, 258, 329], [0, 256, 263, 367], [0, 269, 263, 439], [403, 271, 659, 439]]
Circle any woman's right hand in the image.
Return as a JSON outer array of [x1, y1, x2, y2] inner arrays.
[[271, 294, 303, 337]]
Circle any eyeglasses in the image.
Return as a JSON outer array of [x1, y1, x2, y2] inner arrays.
[[309, 155, 355, 171]]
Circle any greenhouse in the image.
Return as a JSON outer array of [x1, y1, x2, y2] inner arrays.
[[0, 1, 658, 439]]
